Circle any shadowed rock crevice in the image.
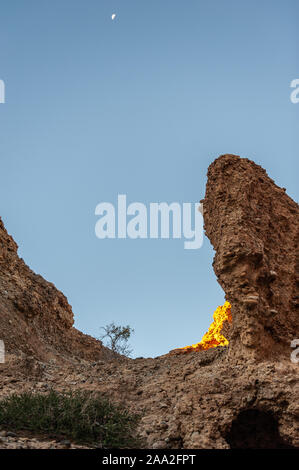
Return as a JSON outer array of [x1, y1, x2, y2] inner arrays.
[[225, 409, 295, 449]]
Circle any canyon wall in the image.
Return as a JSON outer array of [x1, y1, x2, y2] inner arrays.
[[203, 154, 298, 361], [0, 154, 298, 449], [0, 217, 111, 362]]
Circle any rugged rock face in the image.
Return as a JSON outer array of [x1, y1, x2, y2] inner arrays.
[[0, 218, 112, 362], [203, 154, 298, 362], [0, 154, 298, 449]]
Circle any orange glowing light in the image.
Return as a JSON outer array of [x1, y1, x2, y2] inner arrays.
[[179, 301, 232, 352]]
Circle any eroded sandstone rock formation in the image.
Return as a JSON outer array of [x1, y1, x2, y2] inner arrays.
[[203, 154, 298, 362], [0, 218, 112, 362], [0, 154, 298, 449]]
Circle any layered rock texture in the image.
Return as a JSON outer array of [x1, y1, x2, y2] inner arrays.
[[0, 218, 112, 362], [0, 154, 298, 449], [203, 154, 298, 362]]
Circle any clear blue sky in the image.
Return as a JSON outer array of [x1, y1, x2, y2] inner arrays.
[[0, 0, 298, 357]]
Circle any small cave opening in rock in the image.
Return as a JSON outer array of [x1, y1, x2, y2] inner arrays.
[[226, 409, 294, 449]]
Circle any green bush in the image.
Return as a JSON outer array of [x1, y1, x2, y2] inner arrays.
[[0, 390, 141, 448]]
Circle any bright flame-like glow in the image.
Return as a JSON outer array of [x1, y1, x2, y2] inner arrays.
[[179, 301, 232, 352]]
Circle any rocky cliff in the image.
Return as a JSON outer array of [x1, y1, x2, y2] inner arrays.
[[203, 154, 298, 362], [0, 218, 112, 362], [0, 154, 298, 449]]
